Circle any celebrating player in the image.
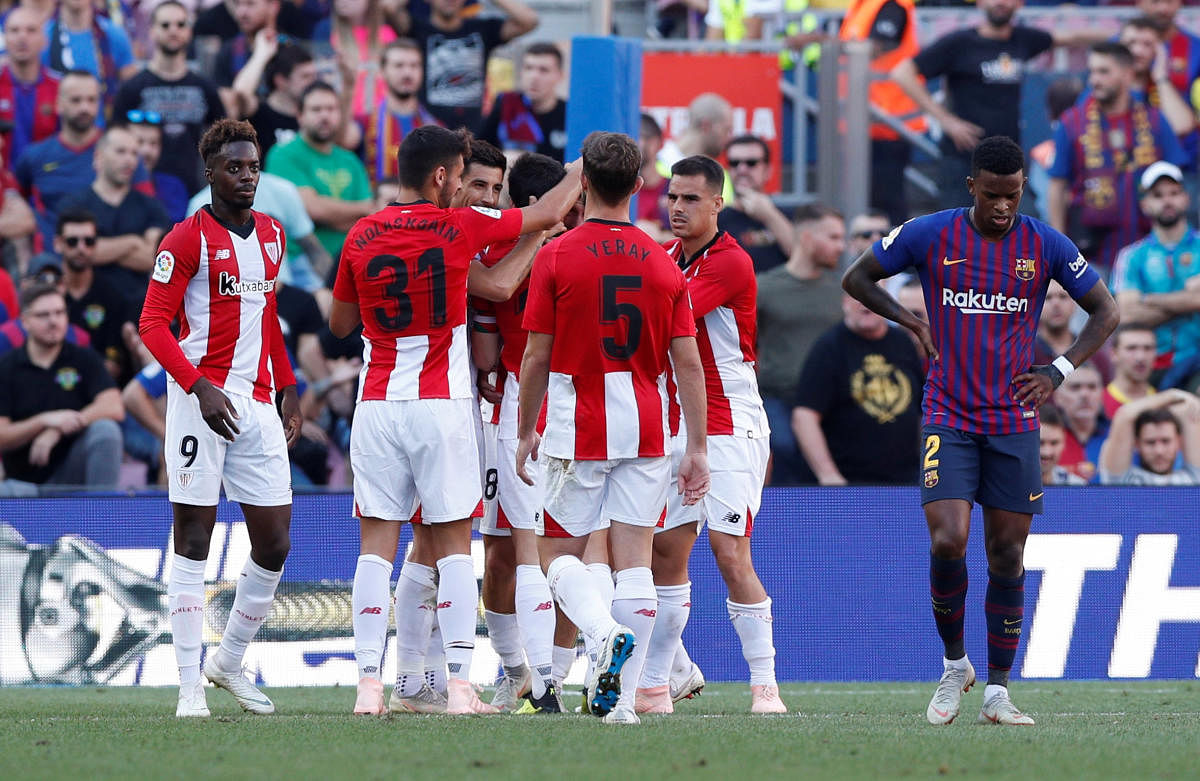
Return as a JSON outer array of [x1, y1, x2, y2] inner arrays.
[[842, 136, 1119, 726], [139, 119, 302, 718], [516, 131, 711, 725], [636, 156, 783, 715], [329, 126, 581, 715]]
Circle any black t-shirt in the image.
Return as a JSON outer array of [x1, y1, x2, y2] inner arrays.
[[478, 95, 568, 162], [66, 274, 134, 381], [111, 70, 225, 195], [58, 188, 172, 311], [0, 341, 115, 483], [275, 283, 323, 358], [717, 207, 787, 273], [913, 26, 1053, 146], [412, 16, 506, 131], [250, 101, 300, 159], [793, 322, 924, 484]]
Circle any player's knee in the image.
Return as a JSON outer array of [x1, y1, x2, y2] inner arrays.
[[174, 528, 211, 560], [985, 540, 1024, 577], [253, 538, 291, 571], [929, 533, 968, 560]]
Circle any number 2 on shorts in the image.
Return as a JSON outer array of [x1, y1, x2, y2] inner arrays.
[[923, 434, 940, 470]]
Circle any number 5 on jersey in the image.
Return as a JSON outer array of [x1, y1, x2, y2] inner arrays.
[[601, 275, 643, 360]]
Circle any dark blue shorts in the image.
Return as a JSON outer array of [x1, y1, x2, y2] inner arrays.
[[919, 424, 1044, 515]]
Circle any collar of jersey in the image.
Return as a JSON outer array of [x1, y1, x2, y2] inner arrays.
[[677, 230, 726, 271]]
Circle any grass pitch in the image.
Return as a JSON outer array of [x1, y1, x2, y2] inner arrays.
[[1, 682, 1197, 780]]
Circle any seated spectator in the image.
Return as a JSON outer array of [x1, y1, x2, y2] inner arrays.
[[1099, 388, 1200, 484], [43, 0, 138, 104], [1119, 15, 1196, 138], [58, 124, 172, 311], [126, 117, 189, 224], [112, 1, 225, 196], [1053, 361, 1108, 482], [719, 134, 793, 273], [792, 291, 923, 485], [266, 82, 373, 267], [1104, 322, 1158, 418], [0, 262, 92, 354], [214, 0, 285, 117], [1112, 161, 1200, 390], [1039, 404, 1087, 486], [756, 202, 846, 484], [0, 282, 124, 489], [0, 130, 36, 271], [0, 6, 60, 171], [356, 39, 440, 186], [635, 113, 669, 241], [479, 41, 566, 162], [232, 43, 312, 162]]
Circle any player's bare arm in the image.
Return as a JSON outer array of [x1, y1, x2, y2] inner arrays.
[[668, 335, 710, 505], [1012, 279, 1119, 408], [516, 163, 582, 235], [467, 230, 546, 302], [843, 250, 939, 360], [471, 329, 503, 405], [328, 298, 362, 340], [515, 331, 552, 486]]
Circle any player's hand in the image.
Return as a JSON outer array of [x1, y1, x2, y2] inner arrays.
[[908, 320, 938, 362], [192, 378, 240, 442], [280, 385, 302, 448], [1011, 366, 1058, 409], [677, 452, 710, 506], [941, 115, 984, 152], [41, 409, 85, 435], [29, 427, 61, 467], [477, 371, 503, 405], [515, 432, 541, 486]]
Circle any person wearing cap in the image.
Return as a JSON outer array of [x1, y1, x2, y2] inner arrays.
[[1111, 159, 1200, 391]]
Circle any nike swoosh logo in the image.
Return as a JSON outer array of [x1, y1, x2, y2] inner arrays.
[[943, 257, 968, 265], [931, 707, 950, 718], [1003, 618, 1021, 626], [1029, 492, 1043, 501]]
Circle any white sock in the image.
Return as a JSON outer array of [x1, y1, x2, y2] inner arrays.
[[352, 554, 392, 680], [436, 554, 478, 681], [212, 557, 281, 673], [484, 610, 525, 668], [580, 562, 615, 666], [641, 582, 690, 688], [393, 560, 437, 695], [167, 553, 206, 686], [546, 555, 618, 646], [514, 564, 555, 697], [552, 645, 576, 685], [672, 641, 694, 679], [728, 597, 776, 686], [610, 567, 657, 710], [425, 622, 446, 693]]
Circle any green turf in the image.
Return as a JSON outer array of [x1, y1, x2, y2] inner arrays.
[[1, 682, 1197, 780]]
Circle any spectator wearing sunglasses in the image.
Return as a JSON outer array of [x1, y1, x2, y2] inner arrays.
[[112, 2, 225, 196], [718, 134, 793, 273], [846, 210, 891, 262]]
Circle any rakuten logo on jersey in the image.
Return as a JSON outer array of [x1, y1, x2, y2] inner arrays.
[[218, 271, 275, 296], [941, 287, 1029, 315]]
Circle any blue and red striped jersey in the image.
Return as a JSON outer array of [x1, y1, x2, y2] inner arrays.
[[874, 208, 1101, 435]]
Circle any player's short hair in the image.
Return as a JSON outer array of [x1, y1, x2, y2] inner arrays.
[[466, 139, 507, 176], [1039, 403, 1065, 428], [725, 134, 770, 164], [794, 202, 842, 227], [19, 281, 64, 312], [198, 118, 260, 165], [299, 81, 339, 113], [380, 38, 421, 68], [1091, 41, 1134, 68], [581, 131, 641, 206], [1112, 321, 1157, 347], [1134, 406, 1182, 439], [640, 113, 662, 140], [523, 41, 563, 69], [265, 44, 313, 90], [971, 136, 1025, 177], [396, 125, 472, 190], [671, 155, 724, 194], [507, 153, 565, 208], [1122, 15, 1166, 36], [55, 207, 98, 235]]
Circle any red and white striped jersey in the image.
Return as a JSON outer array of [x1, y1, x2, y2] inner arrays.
[[139, 207, 295, 403], [664, 232, 769, 438], [523, 219, 695, 460], [334, 201, 523, 401]]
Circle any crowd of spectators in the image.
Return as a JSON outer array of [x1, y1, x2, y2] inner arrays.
[[1, 0, 1200, 494]]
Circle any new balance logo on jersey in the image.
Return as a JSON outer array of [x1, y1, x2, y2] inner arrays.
[[214, 249, 231, 260], [218, 271, 275, 296], [359, 607, 382, 615], [634, 608, 657, 618], [721, 511, 742, 525], [941, 288, 1029, 315], [534, 601, 553, 612]]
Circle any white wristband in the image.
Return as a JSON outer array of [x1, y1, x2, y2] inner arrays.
[[1052, 355, 1075, 379]]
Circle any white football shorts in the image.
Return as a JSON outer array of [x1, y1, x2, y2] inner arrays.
[[661, 434, 768, 537], [538, 455, 670, 538]]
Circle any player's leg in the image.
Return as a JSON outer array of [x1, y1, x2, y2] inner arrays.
[[551, 607, 578, 693], [578, 528, 613, 694], [351, 517, 401, 714], [482, 530, 531, 710], [391, 518, 447, 713], [921, 426, 981, 725], [975, 429, 1041, 726], [510, 527, 559, 710]]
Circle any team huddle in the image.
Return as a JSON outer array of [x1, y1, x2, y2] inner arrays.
[[141, 119, 1117, 726]]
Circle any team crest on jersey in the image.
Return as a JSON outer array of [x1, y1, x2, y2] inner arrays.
[[83, 304, 106, 329], [1014, 257, 1036, 281], [924, 469, 939, 488], [177, 471, 193, 489], [152, 251, 175, 283], [55, 367, 80, 391], [265, 241, 281, 264], [470, 205, 502, 219]]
